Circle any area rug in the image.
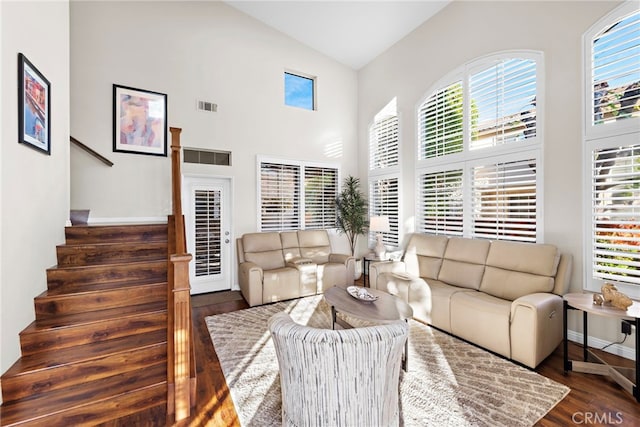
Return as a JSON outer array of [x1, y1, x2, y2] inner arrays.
[[205, 295, 570, 426]]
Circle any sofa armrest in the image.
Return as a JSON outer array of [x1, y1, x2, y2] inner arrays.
[[510, 293, 563, 368], [369, 261, 407, 290], [329, 253, 355, 286], [238, 261, 264, 307]]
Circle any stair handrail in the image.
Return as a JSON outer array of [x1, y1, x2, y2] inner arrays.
[[70, 136, 114, 167], [167, 127, 195, 422]]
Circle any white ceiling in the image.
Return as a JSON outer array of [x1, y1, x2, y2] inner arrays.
[[225, 1, 450, 70]]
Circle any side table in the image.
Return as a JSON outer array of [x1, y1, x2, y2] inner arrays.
[[563, 292, 640, 402], [362, 254, 389, 288]]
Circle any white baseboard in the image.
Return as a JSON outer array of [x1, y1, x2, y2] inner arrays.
[[87, 216, 167, 224], [567, 329, 636, 361]]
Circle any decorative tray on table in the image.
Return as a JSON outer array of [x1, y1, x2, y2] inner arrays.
[[346, 286, 378, 302]]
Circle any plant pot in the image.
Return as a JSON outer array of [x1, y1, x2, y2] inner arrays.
[[354, 258, 363, 280]]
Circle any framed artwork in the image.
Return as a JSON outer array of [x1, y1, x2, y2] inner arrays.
[[113, 84, 167, 156], [18, 53, 51, 155]]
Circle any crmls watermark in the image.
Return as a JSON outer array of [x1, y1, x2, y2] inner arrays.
[[571, 411, 624, 425]]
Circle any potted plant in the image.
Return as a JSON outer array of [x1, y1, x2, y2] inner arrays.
[[335, 176, 368, 278]]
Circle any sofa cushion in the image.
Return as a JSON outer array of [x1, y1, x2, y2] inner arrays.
[[450, 291, 512, 358], [404, 234, 449, 279], [243, 232, 285, 270], [485, 240, 560, 277], [262, 267, 300, 303], [417, 280, 474, 333], [280, 231, 301, 261], [298, 230, 331, 264], [437, 237, 490, 290], [479, 266, 555, 301]]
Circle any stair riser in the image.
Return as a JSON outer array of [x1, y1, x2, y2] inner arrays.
[[65, 224, 167, 245], [20, 311, 167, 356], [34, 284, 167, 318], [0, 363, 167, 425], [56, 243, 168, 267], [1, 343, 167, 402], [46, 261, 167, 292]]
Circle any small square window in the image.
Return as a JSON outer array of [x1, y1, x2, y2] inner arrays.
[[285, 72, 315, 111]]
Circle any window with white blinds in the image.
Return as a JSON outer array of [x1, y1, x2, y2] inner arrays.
[[259, 159, 338, 232], [471, 158, 537, 243], [470, 58, 537, 149], [590, 9, 640, 126], [584, 3, 640, 296], [260, 162, 300, 231], [591, 145, 640, 285], [369, 176, 400, 248], [418, 81, 464, 159], [418, 169, 464, 236], [194, 189, 222, 277], [369, 98, 399, 170], [304, 166, 337, 229], [416, 51, 543, 243]]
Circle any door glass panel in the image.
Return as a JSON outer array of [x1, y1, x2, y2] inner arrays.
[[194, 189, 222, 276]]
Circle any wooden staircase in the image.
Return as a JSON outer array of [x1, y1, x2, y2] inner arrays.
[[0, 223, 170, 426]]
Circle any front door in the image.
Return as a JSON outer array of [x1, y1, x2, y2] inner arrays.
[[183, 175, 232, 295]]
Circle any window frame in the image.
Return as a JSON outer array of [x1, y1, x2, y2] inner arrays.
[[256, 156, 339, 232], [582, 1, 640, 298], [284, 70, 317, 111], [368, 98, 402, 249], [415, 50, 545, 243]]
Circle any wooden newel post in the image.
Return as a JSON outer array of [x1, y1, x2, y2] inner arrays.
[[167, 127, 195, 422]]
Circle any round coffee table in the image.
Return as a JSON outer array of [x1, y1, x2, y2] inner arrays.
[[324, 286, 413, 370]]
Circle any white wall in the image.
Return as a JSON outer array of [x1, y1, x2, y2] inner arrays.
[[358, 1, 631, 355], [70, 1, 358, 240], [1, 0, 70, 377]]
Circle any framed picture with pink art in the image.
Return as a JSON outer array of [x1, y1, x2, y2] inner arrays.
[[18, 53, 50, 155], [113, 84, 167, 156]]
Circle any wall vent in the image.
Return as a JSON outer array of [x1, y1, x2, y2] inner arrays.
[[184, 148, 231, 166], [197, 100, 218, 113]]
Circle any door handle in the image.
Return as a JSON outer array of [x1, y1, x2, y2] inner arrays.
[[225, 239, 230, 244]]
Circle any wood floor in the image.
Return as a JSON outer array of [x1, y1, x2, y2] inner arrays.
[[186, 285, 640, 427]]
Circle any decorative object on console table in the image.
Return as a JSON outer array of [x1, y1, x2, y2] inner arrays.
[[113, 84, 167, 156], [369, 215, 390, 260], [18, 53, 50, 155]]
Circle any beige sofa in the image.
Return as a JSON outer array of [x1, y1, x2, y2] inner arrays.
[[237, 229, 355, 307], [369, 234, 572, 368]]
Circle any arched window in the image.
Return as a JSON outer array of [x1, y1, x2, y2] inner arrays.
[[583, 2, 640, 296], [416, 51, 543, 243]]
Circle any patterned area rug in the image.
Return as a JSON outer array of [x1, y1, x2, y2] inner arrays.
[[205, 295, 570, 426]]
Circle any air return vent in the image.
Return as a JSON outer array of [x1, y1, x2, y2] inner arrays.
[[197, 100, 218, 113], [183, 148, 231, 166]]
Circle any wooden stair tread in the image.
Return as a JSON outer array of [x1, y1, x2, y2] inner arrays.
[[0, 363, 167, 425], [64, 224, 168, 245], [23, 301, 167, 331], [48, 258, 166, 273], [37, 280, 167, 297], [3, 329, 167, 376]]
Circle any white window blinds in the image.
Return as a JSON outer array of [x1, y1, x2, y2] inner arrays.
[[369, 177, 400, 247], [591, 144, 640, 285], [418, 169, 464, 236], [369, 114, 399, 170], [260, 162, 300, 231], [194, 189, 222, 277], [304, 166, 337, 229], [470, 58, 537, 149], [471, 158, 537, 242], [591, 10, 640, 126], [418, 81, 464, 159]]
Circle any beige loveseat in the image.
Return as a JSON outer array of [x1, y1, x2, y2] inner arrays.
[[237, 229, 355, 307], [369, 234, 572, 368]]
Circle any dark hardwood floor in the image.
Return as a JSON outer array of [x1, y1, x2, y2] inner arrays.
[[186, 283, 640, 427]]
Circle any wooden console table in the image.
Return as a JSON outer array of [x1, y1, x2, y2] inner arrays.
[[563, 292, 640, 402]]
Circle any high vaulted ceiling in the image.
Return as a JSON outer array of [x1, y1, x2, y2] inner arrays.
[[225, 1, 450, 70]]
